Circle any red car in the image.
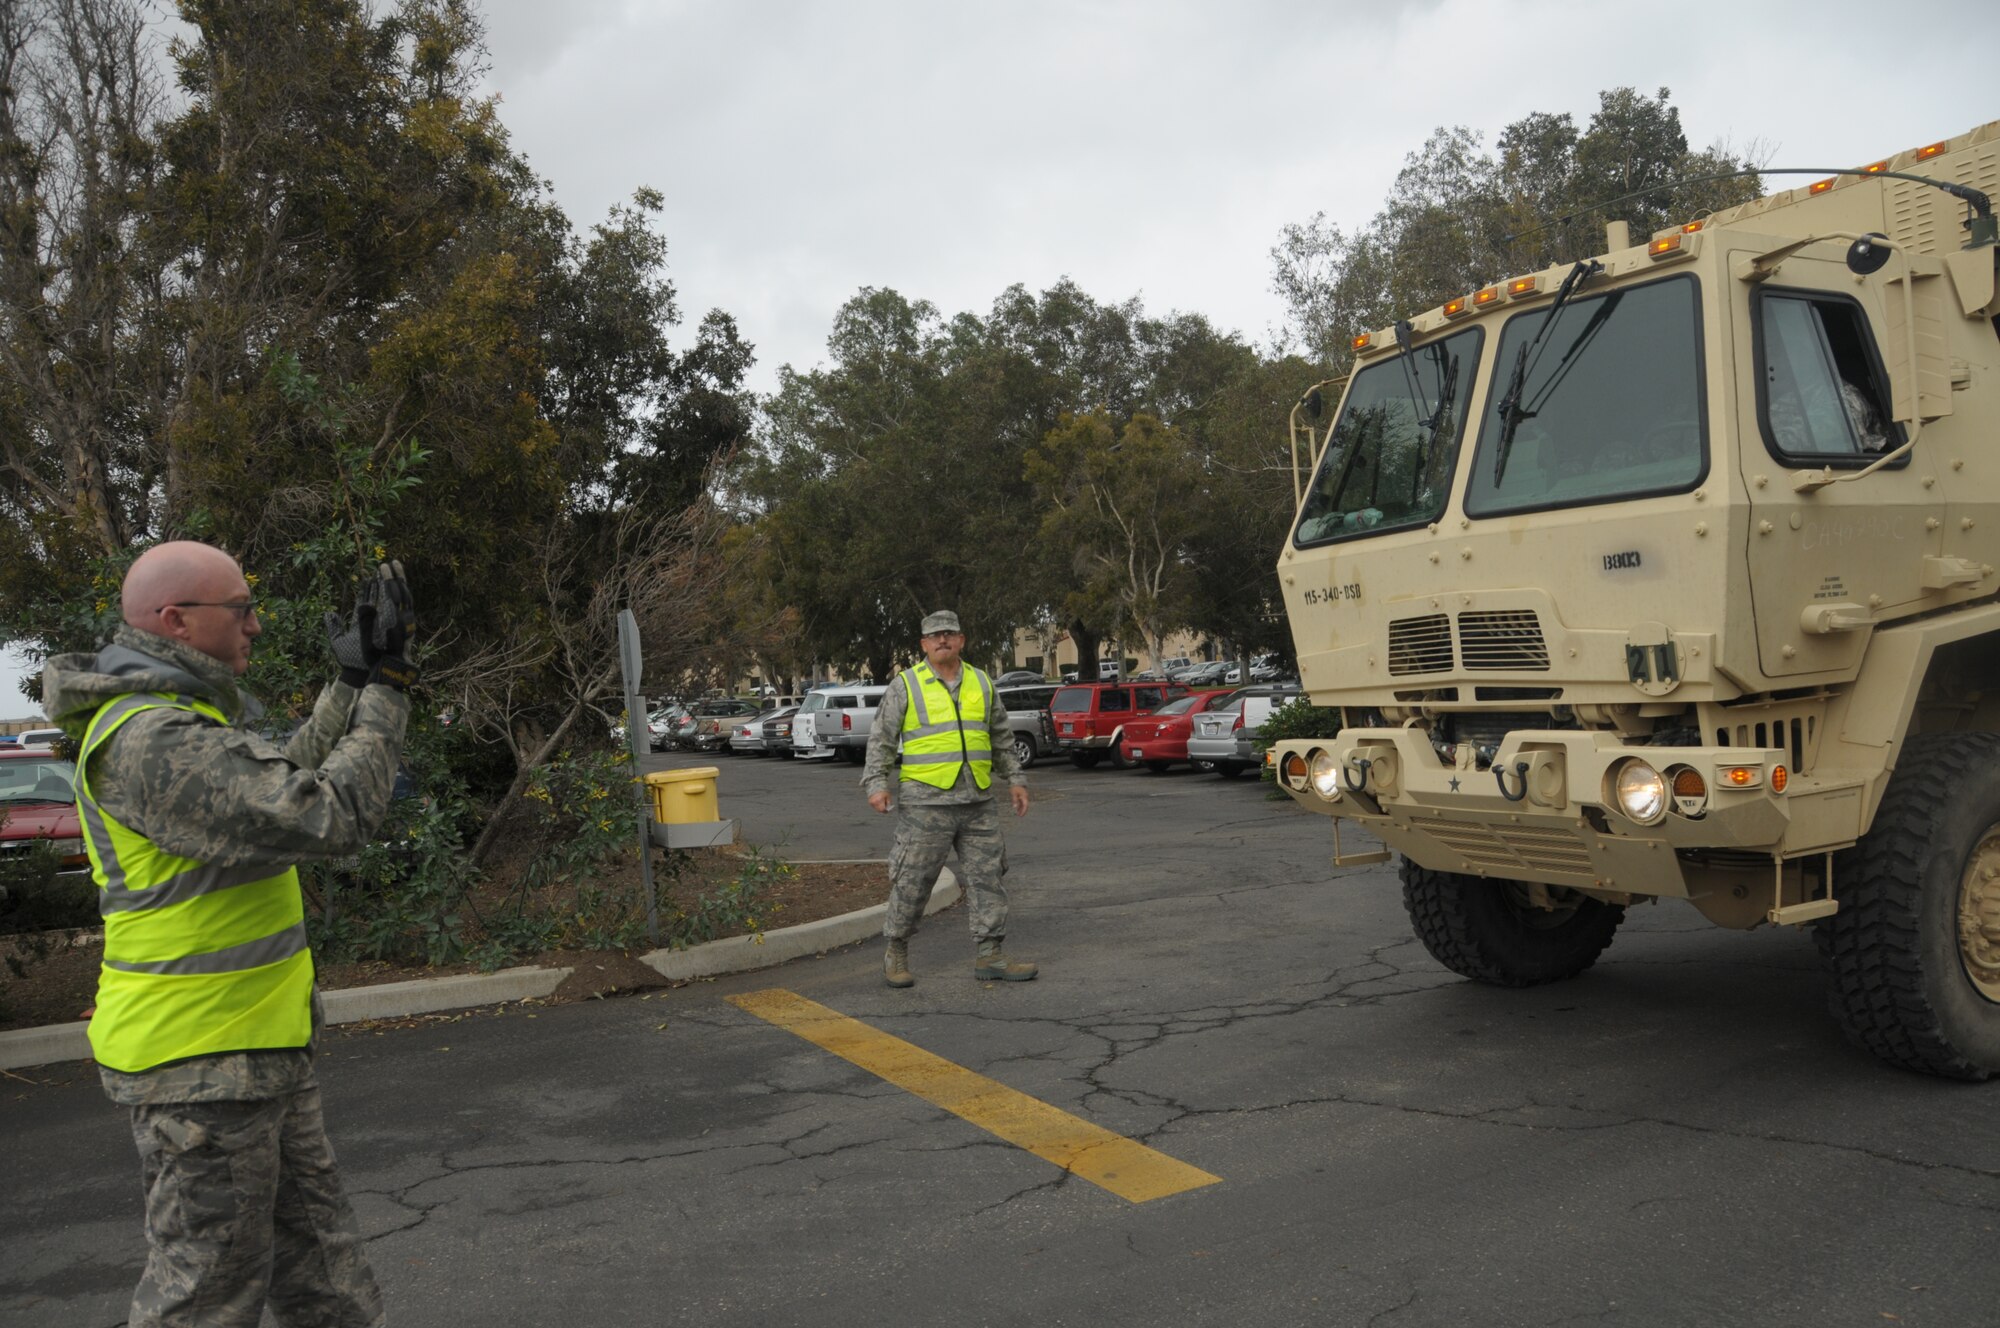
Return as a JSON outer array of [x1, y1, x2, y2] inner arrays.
[[1117, 689, 1239, 772], [0, 745, 89, 879], [1050, 681, 1190, 768]]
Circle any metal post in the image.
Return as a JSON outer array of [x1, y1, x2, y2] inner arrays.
[[617, 610, 660, 946]]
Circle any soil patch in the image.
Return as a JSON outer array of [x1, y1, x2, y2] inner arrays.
[[0, 853, 892, 1033]]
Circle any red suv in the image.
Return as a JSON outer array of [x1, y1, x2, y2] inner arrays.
[[1049, 682, 1189, 768]]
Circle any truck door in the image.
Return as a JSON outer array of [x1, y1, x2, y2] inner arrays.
[[1734, 251, 1942, 679]]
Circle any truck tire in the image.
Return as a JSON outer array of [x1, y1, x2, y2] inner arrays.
[[1400, 859, 1624, 987], [1009, 732, 1038, 768], [1069, 751, 1104, 769], [1815, 732, 2000, 1080]]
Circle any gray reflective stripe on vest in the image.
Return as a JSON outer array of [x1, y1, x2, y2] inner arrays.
[[902, 721, 968, 740], [908, 671, 934, 727], [901, 750, 988, 765], [99, 861, 281, 915], [102, 920, 308, 975]]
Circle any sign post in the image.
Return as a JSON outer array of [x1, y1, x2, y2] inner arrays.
[[617, 609, 660, 946]]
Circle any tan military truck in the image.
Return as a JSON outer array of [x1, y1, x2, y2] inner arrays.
[[1269, 121, 2000, 1078]]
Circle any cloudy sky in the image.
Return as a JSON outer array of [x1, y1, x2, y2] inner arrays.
[[4, 0, 1994, 715]]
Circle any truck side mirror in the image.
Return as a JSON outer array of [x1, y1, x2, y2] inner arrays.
[[1846, 233, 1893, 275]]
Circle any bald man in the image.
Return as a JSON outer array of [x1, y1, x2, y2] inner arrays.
[[43, 540, 414, 1328]]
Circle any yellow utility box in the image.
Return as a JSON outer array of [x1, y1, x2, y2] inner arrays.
[[645, 767, 720, 824]]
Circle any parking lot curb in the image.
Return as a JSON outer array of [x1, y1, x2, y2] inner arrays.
[[642, 867, 955, 981], [0, 866, 949, 1072]]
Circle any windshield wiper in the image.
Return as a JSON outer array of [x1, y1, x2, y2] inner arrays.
[[1492, 258, 1602, 485]]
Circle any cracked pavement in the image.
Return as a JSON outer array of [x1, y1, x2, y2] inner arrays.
[[4, 754, 1998, 1326]]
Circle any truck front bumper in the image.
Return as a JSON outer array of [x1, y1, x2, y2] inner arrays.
[[1270, 728, 1806, 900]]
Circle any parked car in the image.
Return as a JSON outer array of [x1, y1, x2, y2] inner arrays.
[[996, 683, 1059, 768], [794, 684, 888, 761], [13, 727, 63, 748], [613, 704, 684, 751], [688, 698, 762, 752], [994, 670, 1047, 687], [1185, 682, 1303, 777], [1115, 689, 1240, 772], [1048, 681, 1190, 768], [732, 704, 800, 756], [0, 746, 88, 890], [1180, 661, 1230, 686]]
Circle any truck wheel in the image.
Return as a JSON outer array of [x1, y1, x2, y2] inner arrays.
[[1010, 732, 1038, 768], [1815, 732, 2000, 1080], [1069, 751, 1103, 769], [1400, 860, 1623, 987]]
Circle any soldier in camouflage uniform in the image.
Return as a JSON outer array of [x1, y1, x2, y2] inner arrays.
[[44, 541, 416, 1328], [863, 609, 1035, 986]]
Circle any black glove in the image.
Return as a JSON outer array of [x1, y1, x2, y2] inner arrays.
[[324, 578, 378, 688], [326, 561, 419, 691]]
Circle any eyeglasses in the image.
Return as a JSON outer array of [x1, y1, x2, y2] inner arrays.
[[158, 601, 259, 620]]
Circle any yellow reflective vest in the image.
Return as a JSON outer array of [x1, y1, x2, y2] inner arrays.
[[898, 663, 993, 791], [79, 693, 314, 1073]]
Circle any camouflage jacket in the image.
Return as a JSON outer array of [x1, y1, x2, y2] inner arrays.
[[43, 625, 411, 1104], [861, 667, 1023, 806]]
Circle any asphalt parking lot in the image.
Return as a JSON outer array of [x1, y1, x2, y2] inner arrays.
[[5, 748, 1999, 1327]]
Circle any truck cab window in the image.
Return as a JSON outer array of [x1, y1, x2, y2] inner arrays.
[[1465, 274, 1705, 517], [1756, 290, 1900, 460], [1293, 327, 1482, 547]]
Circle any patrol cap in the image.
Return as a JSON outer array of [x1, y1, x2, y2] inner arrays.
[[920, 610, 962, 635]]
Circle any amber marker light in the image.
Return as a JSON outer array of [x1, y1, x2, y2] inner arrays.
[[1441, 296, 1469, 319], [1352, 332, 1374, 352], [1508, 276, 1540, 298], [1672, 768, 1707, 799], [1916, 141, 1948, 161], [1648, 233, 1684, 258], [1473, 286, 1503, 309], [1770, 766, 1789, 794], [1809, 178, 1836, 195], [1862, 160, 1889, 174], [1719, 764, 1763, 789], [1280, 751, 1308, 791], [1681, 220, 1704, 234]]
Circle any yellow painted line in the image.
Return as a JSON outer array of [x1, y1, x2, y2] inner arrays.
[[728, 988, 1220, 1203]]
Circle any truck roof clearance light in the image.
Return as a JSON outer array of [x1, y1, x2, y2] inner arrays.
[[1862, 160, 1890, 174], [1507, 276, 1541, 298], [1680, 220, 1704, 234], [1649, 233, 1690, 260], [1473, 286, 1503, 309], [1352, 332, 1373, 352], [1810, 178, 1837, 195], [1441, 296, 1470, 319], [1916, 141, 1948, 161]]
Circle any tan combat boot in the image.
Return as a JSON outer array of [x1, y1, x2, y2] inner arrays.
[[973, 938, 1037, 981], [883, 939, 915, 988]]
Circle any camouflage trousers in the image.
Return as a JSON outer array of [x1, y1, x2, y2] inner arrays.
[[884, 798, 1010, 942], [125, 1087, 383, 1328]]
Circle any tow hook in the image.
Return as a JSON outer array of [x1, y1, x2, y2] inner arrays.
[[1494, 760, 1531, 802], [1342, 757, 1373, 793]]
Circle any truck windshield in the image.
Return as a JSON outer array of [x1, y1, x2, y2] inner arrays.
[[1292, 327, 1482, 547], [1464, 274, 1705, 516]]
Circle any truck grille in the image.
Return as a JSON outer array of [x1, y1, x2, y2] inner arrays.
[[1407, 816, 1596, 879], [1458, 611, 1549, 670], [1387, 614, 1453, 675]]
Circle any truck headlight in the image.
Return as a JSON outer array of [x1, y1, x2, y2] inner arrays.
[[1308, 749, 1342, 801], [1612, 759, 1667, 825]]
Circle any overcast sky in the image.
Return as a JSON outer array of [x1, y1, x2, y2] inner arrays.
[[5, 0, 1995, 715]]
